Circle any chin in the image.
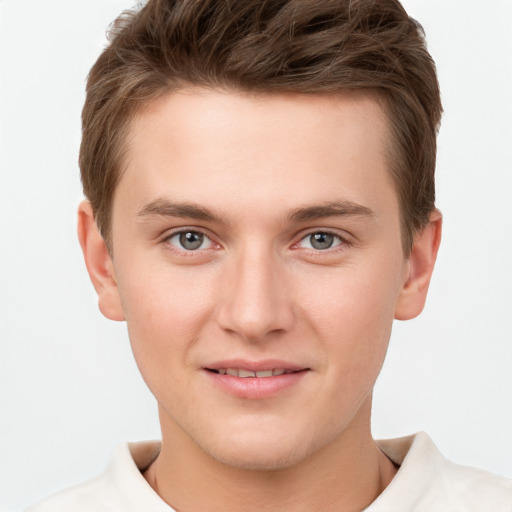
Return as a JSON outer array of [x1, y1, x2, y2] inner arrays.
[[196, 423, 330, 472], [207, 441, 309, 471]]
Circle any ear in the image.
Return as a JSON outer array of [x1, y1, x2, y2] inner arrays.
[[77, 200, 125, 321], [394, 210, 442, 321]]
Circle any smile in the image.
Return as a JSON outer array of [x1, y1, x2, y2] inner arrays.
[[205, 366, 310, 399], [208, 368, 300, 378]]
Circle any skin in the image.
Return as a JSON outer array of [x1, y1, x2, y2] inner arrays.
[[78, 89, 441, 512]]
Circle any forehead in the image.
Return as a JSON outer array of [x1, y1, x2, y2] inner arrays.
[[115, 88, 398, 223]]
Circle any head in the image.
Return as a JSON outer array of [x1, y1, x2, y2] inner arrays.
[[80, 0, 442, 254], [77, 0, 442, 472]]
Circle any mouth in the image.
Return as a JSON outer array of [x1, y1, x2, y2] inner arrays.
[[203, 362, 310, 399], [206, 368, 305, 378], [203, 360, 311, 400]]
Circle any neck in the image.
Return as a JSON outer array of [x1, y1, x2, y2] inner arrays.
[[144, 399, 397, 512]]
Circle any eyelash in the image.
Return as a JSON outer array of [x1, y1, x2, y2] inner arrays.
[[162, 228, 219, 256], [292, 228, 351, 261], [162, 227, 350, 257]]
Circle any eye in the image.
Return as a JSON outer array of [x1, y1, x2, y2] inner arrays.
[[167, 230, 213, 251], [298, 232, 344, 251]]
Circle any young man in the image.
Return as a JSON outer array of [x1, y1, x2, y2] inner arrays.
[[26, 0, 512, 510]]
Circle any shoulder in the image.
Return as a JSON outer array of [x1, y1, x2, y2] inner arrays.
[[433, 455, 512, 510], [24, 472, 115, 512], [370, 432, 512, 512], [25, 441, 171, 512]]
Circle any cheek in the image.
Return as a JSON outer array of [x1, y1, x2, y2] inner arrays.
[[299, 260, 402, 375], [114, 263, 217, 379]]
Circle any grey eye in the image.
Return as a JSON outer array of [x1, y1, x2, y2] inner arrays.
[[168, 231, 213, 251], [309, 232, 335, 250], [297, 232, 343, 251], [179, 231, 204, 250]]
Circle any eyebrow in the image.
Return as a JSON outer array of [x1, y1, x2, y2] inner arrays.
[[287, 201, 374, 222], [137, 199, 223, 222], [137, 199, 374, 224]]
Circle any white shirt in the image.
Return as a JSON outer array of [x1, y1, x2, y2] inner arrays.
[[25, 432, 512, 511]]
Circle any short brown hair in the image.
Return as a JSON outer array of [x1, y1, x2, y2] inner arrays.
[[80, 0, 442, 252]]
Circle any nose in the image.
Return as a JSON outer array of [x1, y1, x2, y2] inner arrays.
[[216, 245, 294, 342]]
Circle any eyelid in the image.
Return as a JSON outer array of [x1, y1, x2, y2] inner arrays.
[[159, 226, 351, 253], [161, 226, 221, 252], [293, 228, 350, 251]]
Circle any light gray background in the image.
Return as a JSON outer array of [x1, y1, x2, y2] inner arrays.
[[1, 0, 511, 509]]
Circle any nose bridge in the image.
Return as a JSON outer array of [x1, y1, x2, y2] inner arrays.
[[217, 241, 293, 341]]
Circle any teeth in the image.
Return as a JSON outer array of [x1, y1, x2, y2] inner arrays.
[[256, 370, 273, 378], [238, 369, 256, 378], [215, 368, 294, 378]]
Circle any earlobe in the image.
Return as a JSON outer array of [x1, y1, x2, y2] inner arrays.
[[77, 200, 125, 321], [394, 210, 442, 321]]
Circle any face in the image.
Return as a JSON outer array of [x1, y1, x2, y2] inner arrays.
[[105, 89, 412, 469]]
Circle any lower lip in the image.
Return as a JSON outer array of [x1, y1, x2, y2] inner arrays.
[[204, 370, 309, 399]]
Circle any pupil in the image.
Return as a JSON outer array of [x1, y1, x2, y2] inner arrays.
[[180, 232, 203, 250], [311, 232, 334, 250]]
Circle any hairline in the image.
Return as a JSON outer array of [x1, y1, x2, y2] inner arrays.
[[101, 85, 419, 256]]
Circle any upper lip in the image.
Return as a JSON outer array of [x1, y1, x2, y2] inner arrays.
[[204, 359, 309, 372]]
